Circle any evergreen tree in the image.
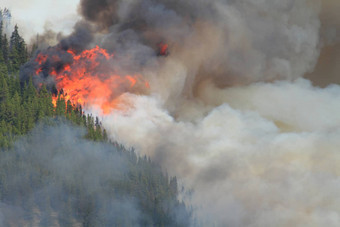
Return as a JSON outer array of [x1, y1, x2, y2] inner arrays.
[[0, 22, 7, 75], [0, 21, 3, 52], [2, 34, 9, 64], [38, 85, 53, 117], [9, 25, 27, 72], [0, 73, 9, 102], [10, 24, 20, 50], [24, 77, 36, 102], [56, 94, 66, 116]]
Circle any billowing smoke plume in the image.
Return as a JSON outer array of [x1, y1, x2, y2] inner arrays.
[[77, 0, 322, 91], [24, 0, 322, 96], [20, 0, 340, 225], [102, 79, 340, 226]]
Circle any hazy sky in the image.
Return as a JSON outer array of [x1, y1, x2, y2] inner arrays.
[[1, 0, 80, 40]]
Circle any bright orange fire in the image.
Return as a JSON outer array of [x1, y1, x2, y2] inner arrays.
[[35, 46, 150, 114], [160, 44, 168, 54], [158, 43, 169, 56]]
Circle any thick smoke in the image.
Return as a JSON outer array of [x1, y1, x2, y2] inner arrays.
[[102, 79, 340, 226], [305, 0, 340, 86], [24, 0, 323, 96], [79, 0, 322, 90], [77, 0, 339, 226], [19, 0, 340, 225]]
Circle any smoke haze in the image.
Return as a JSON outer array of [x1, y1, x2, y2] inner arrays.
[[1, 0, 80, 40], [16, 0, 340, 225], [0, 121, 190, 226], [0, 121, 138, 226]]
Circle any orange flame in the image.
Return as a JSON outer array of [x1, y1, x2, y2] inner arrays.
[[35, 46, 149, 114], [158, 43, 169, 56]]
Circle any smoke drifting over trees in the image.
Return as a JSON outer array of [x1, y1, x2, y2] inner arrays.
[[0, 122, 190, 226], [8, 0, 340, 226]]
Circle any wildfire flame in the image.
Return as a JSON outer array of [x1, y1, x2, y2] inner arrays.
[[35, 46, 150, 114], [158, 43, 169, 56]]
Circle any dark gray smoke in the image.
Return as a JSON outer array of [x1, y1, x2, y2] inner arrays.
[[20, 21, 94, 84], [59, 20, 94, 52], [78, 0, 321, 90], [24, 0, 323, 97]]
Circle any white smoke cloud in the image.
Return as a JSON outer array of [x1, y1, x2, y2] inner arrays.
[[101, 78, 340, 226], [198, 79, 340, 132]]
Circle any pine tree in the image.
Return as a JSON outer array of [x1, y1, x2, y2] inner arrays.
[[9, 25, 27, 72], [0, 21, 3, 52], [2, 34, 9, 64], [10, 25, 20, 50], [11, 91, 21, 134], [55, 94, 66, 116], [39, 85, 53, 117], [24, 77, 36, 102], [0, 73, 9, 102], [0, 23, 5, 74], [0, 51, 7, 81], [0, 22, 7, 75], [9, 44, 20, 72]]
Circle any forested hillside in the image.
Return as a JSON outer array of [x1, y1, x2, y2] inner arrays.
[[0, 72, 108, 149], [0, 12, 192, 227]]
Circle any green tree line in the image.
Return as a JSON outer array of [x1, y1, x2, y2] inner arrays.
[[0, 72, 108, 149]]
